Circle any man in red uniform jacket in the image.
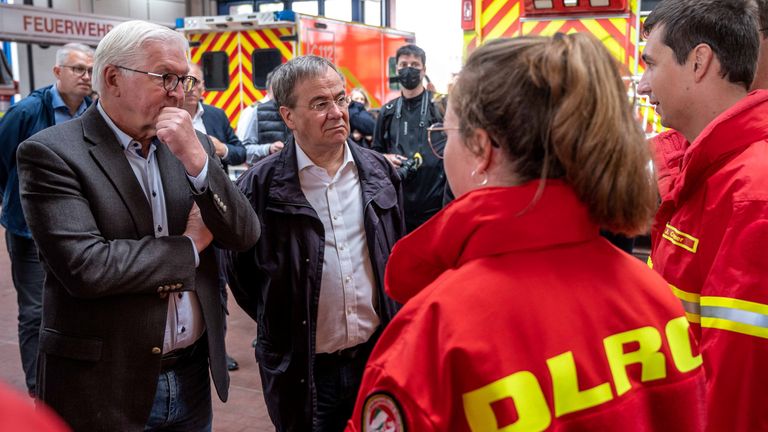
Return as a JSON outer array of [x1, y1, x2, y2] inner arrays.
[[639, 0, 768, 429]]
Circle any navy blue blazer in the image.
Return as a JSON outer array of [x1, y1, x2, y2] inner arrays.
[[201, 104, 246, 167]]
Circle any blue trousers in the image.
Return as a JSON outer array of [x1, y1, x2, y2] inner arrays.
[[4, 231, 44, 395], [144, 352, 212, 431]]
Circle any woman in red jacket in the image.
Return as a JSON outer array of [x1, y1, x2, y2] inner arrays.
[[346, 33, 705, 432]]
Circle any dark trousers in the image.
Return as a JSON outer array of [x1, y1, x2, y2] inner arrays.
[[4, 231, 45, 394], [313, 335, 378, 432]]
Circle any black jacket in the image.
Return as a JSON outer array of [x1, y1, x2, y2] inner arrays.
[[372, 90, 445, 232], [251, 99, 290, 145], [226, 137, 405, 431], [201, 103, 246, 169]]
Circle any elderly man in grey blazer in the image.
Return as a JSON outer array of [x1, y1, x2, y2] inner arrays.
[[16, 20, 260, 431]]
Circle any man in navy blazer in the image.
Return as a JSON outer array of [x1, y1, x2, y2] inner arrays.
[[183, 63, 246, 173]]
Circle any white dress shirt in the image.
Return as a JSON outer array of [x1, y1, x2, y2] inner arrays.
[[96, 102, 208, 353], [295, 142, 380, 353], [191, 102, 208, 135]]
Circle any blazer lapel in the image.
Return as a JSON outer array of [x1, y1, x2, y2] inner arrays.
[[83, 106, 154, 237]]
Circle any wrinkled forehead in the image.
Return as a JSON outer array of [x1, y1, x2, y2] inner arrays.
[[140, 40, 189, 72], [296, 67, 344, 96], [67, 50, 94, 65]]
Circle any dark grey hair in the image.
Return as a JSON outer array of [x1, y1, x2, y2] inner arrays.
[[271, 55, 343, 108]]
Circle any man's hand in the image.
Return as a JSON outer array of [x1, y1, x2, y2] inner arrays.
[[156, 107, 207, 176], [184, 203, 213, 253], [210, 136, 228, 158], [269, 141, 285, 154], [383, 153, 406, 167]]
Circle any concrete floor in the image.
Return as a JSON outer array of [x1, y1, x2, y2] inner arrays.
[[0, 226, 276, 431]]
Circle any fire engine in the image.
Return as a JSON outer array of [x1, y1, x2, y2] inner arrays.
[[181, 10, 415, 128], [460, 0, 662, 136]]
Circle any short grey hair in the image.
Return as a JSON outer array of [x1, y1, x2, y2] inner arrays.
[[271, 56, 343, 108], [55, 43, 93, 66], [92, 20, 189, 93]]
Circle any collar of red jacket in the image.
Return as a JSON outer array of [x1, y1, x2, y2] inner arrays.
[[672, 89, 768, 201], [384, 181, 600, 303]]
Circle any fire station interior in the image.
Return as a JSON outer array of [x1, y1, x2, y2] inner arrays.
[[0, 0, 657, 260]]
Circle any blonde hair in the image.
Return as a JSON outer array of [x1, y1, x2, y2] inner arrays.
[[451, 34, 656, 235]]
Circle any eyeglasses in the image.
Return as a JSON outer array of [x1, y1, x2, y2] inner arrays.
[[61, 65, 93, 77], [426, 123, 459, 159], [115, 65, 198, 93], [308, 95, 351, 113]]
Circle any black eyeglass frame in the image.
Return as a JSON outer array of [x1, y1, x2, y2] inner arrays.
[[115, 65, 198, 93], [60, 65, 93, 77]]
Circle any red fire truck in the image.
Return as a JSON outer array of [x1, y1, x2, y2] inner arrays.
[[181, 10, 415, 128], [460, 0, 661, 135]]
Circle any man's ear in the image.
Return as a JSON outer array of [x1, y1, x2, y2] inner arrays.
[[279, 106, 295, 130], [102, 65, 122, 97], [691, 43, 715, 82], [53, 65, 62, 81]]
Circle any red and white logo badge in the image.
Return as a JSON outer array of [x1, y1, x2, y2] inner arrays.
[[362, 392, 406, 432]]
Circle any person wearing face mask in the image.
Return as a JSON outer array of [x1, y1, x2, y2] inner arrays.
[[372, 44, 446, 232]]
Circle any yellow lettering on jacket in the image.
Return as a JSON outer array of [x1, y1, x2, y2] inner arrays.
[[462, 371, 551, 432], [665, 316, 703, 372], [462, 318, 699, 430], [603, 326, 666, 396], [546, 351, 613, 417]]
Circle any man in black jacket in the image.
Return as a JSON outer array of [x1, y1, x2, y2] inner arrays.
[[227, 55, 405, 432], [241, 71, 290, 164], [183, 62, 246, 175], [373, 44, 445, 232]]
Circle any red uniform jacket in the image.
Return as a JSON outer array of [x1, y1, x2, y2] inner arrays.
[[650, 90, 768, 431], [347, 182, 705, 432]]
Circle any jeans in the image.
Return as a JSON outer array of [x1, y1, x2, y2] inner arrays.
[[4, 231, 45, 395], [313, 335, 377, 432], [144, 352, 212, 432]]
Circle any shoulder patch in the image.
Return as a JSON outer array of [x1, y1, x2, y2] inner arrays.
[[362, 392, 407, 432]]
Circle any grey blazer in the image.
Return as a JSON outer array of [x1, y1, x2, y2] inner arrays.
[[16, 104, 260, 431]]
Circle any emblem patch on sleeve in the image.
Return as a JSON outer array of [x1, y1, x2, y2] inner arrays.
[[362, 392, 406, 432]]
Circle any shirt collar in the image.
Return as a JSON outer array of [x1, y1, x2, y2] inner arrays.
[[96, 101, 155, 154], [51, 84, 88, 116], [50, 84, 67, 110], [193, 102, 205, 123], [295, 140, 355, 173]]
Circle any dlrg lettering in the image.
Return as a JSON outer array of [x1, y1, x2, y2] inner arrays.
[[462, 316, 702, 431]]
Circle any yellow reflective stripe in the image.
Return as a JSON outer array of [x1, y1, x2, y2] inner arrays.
[[669, 284, 700, 303], [701, 296, 768, 316], [700, 296, 768, 339], [684, 312, 701, 324], [701, 317, 768, 339], [647, 256, 653, 269]]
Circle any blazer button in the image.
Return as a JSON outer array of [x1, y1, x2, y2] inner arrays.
[[151, 347, 161, 355], [157, 286, 163, 293]]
